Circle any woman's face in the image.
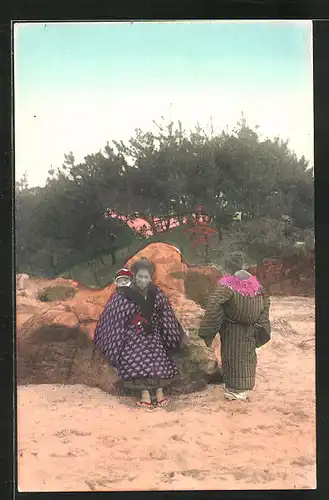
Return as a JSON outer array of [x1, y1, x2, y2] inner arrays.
[[135, 269, 152, 291]]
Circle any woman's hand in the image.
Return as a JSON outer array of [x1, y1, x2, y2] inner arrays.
[[180, 327, 189, 346], [204, 337, 213, 348]]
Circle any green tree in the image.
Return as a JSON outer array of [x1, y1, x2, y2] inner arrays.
[[15, 114, 314, 278]]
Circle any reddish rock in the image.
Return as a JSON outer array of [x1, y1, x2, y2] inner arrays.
[[68, 298, 104, 323], [16, 296, 50, 332], [16, 243, 215, 393], [16, 296, 49, 315], [247, 251, 315, 296], [187, 265, 222, 286], [183, 266, 222, 308], [15, 275, 83, 302], [18, 305, 80, 342], [16, 273, 30, 290], [16, 323, 119, 393], [95, 283, 116, 304], [79, 321, 98, 340], [169, 292, 204, 329], [16, 313, 35, 332]]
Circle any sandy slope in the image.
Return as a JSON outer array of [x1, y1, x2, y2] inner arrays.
[[17, 297, 315, 492]]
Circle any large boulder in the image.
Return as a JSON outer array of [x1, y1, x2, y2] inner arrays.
[[16, 275, 82, 301], [16, 324, 118, 393], [16, 280, 116, 337], [18, 304, 80, 341], [16, 295, 50, 331], [16, 242, 224, 394], [169, 295, 204, 330], [184, 266, 222, 309], [170, 330, 220, 394]]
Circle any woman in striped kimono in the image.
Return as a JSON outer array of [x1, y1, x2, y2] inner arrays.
[[198, 252, 271, 401]]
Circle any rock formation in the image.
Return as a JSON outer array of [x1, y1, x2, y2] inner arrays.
[[16, 243, 218, 393], [16, 242, 314, 394], [17, 324, 118, 393], [126, 242, 187, 296], [247, 251, 315, 296]]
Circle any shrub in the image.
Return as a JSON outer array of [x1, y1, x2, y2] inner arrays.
[[38, 285, 77, 302]]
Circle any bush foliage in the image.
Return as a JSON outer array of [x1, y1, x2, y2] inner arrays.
[[16, 115, 313, 285], [38, 286, 77, 302]]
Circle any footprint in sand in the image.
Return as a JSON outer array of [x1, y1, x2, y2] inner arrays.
[[152, 419, 180, 428], [170, 434, 186, 443], [240, 427, 251, 434], [147, 446, 169, 460], [181, 469, 210, 480], [50, 448, 88, 458], [195, 439, 210, 452], [98, 435, 127, 447], [230, 469, 250, 481], [290, 410, 312, 422], [160, 471, 176, 483], [85, 473, 131, 490], [256, 424, 271, 431], [162, 469, 210, 483], [54, 429, 92, 438], [229, 406, 249, 415], [291, 456, 315, 467], [230, 467, 276, 483], [202, 431, 213, 436]]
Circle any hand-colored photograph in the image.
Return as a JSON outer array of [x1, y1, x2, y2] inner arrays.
[[14, 20, 315, 491]]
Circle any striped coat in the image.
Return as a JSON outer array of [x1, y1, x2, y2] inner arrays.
[[198, 276, 271, 391]]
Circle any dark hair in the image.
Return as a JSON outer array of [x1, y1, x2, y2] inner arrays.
[[224, 251, 245, 274], [130, 257, 155, 276]]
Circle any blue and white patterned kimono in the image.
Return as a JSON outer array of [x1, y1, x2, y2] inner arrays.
[[93, 283, 185, 389]]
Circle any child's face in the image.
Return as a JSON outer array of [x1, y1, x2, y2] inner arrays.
[[116, 276, 131, 287]]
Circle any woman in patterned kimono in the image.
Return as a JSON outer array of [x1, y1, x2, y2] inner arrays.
[[94, 257, 187, 409], [198, 252, 271, 401]]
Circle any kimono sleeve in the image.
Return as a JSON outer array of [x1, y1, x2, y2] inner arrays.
[[198, 284, 233, 346], [93, 293, 134, 367], [159, 292, 185, 351], [255, 288, 271, 348]]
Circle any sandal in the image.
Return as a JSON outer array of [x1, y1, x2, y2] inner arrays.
[[224, 390, 248, 401], [157, 398, 170, 408], [136, 401, 154, 409]]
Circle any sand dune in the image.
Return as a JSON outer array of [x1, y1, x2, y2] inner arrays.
[[17, 296, 315, 491]]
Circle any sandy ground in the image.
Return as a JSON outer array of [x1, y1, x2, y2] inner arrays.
[[17, 296, 316, 492]]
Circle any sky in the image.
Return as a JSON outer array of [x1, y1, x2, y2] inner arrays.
[[14, 20, 313, 187]]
